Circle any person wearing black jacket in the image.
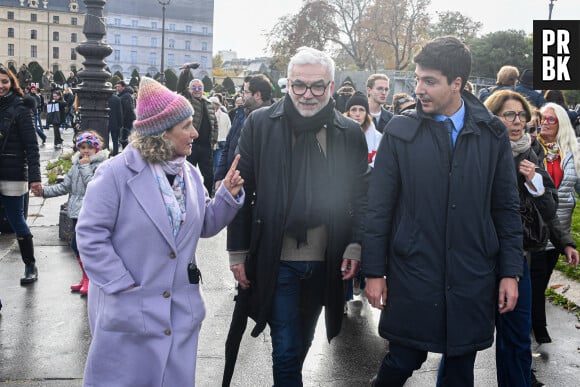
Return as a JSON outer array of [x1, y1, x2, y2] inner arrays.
[[115, 80, 136, 150], [107, 93, 123, 156], [0, 64, 42, 285], [46, 90, 66, 148]]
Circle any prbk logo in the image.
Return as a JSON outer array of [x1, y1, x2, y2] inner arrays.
[[533, 20, 580, 90]]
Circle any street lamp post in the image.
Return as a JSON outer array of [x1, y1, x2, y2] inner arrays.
[[158, 0, 171, 85], [548, 0, 557, 20]]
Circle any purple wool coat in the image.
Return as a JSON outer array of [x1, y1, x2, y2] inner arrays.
[[76, 145, 244, 387]]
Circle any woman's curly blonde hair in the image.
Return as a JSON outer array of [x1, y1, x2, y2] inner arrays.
[[129, 131, 176, 163]]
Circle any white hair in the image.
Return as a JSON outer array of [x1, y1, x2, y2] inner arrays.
[[287, 46, 335, 81], [541, 102, 580, 173], [188, 78, 203, 91]]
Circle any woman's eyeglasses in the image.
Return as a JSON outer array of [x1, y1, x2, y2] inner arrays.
[[542, 116, 559, 125], [502, 111, 529, 122]]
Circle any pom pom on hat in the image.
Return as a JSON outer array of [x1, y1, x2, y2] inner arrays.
[[345, 91, 370, 113], [133, 77, 194, 136]]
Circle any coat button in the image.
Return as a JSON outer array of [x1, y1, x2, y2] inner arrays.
[[163, 291, 170, 298], [451, 204, 456, 209], [164, 329, 171, 336], [169, 252, 176, 259]]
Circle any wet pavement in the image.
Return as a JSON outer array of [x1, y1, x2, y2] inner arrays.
[[1, 128, 580, 386]]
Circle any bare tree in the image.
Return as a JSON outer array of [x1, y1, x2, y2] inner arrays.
[[327, 0, 375, 70], [365, 0, 431, 70], [266, 1, 337, 73]]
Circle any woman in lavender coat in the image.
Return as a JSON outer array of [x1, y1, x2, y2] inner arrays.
[[76, 77, 244, 387]]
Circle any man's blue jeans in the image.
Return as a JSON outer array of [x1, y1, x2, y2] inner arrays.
[[33, 112, 46, 142], [269, 261, 325, 387]]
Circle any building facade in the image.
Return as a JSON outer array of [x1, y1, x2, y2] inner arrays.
[[104, 0, 214, 80], [0, 0, 85, 75], [0, 0, 213, 81]]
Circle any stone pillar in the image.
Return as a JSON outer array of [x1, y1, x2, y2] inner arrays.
[[75, 0, 113, 148]]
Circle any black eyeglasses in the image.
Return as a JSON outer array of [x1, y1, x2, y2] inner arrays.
[[290, 81, 330, 97], [502, 111, 529, 122], [526, 126, 538, 134]]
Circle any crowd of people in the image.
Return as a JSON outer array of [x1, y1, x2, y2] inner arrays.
[[1, 35, 580, 387]]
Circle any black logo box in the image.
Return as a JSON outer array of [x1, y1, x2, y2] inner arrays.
[[533, 20, 580, 90]]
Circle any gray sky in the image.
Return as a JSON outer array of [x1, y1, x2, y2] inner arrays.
[[213, 0, 580, 59]]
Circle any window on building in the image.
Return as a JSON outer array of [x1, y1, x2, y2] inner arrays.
[[31, 45, 37, 58], [167, 53, 174, 66], [71, 48, 77, 60], [151, 21, 158, 29], [7, 12, 14, 20], [71, 33, 77, 43], [70, 65, 77, 73], [131, 20, 137, 28], [53, 31, 59, 41], [8, 44, 14, 56], [114, 18, 121, 26], [130, 51, 137, 64], [53, 47, 59, 59], [202, 27, 208, 35], [31, 30, 37, 40], [186, 25, 192, 33], [185, 41, 191, 50], [184, 54, 191, 63], [169, 24, 175, 31], [114, 50, 120, 61], [149, 52, 157, 66], [168, 39, 175, 48], [8, 28, 14, 38], [52, 64, 58, 74], [131, 36, 138, 45], [53, 15, 60, 24], [202, 42, 207, 51], [31, 14, 37, 22], [201, 56, 207, 69], [151, 37, 157, 47], [114, 34, 121, 44], [71, 17, 78, 26]]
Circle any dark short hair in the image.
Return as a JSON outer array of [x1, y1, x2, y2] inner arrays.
[[116, 80, 127, 87], [248, 74, 272, 101], [413, 36, 471, 89]]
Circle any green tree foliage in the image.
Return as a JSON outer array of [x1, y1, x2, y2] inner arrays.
[[222, 77, 236, 95], [429, 10, 482, 40], [54, 70, 66, 85], [130, 69, 140, 87], [113, 71, 124, 82], [470, 30, 533, 78], [202, 76, 213, 92], [28, 61, 44, 85], [165, 70, 178, 91], [8, 63, 17, 74]]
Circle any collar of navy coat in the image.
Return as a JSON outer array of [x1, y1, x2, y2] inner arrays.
[[385, 91, 506, 143]]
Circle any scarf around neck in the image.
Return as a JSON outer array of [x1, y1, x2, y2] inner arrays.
[[538, 135, 562, 162], [150, 157, 186, 238], [510, 133, 531, 158], [283, 96, 334, 247]]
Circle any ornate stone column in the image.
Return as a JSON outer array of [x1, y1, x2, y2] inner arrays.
[[75, 0, 113, 148]]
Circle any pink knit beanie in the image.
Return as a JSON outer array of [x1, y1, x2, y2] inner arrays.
[[133, 77, 194, 136]]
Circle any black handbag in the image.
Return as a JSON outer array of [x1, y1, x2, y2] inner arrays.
[[520, 192, 549, 251]]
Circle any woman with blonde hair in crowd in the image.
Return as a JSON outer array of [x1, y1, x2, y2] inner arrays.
[[530, 102, 580, 344]]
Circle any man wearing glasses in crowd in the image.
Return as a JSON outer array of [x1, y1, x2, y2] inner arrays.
[[184, 79, 218, 194], [226, 46, 369, 385], [366, 74, 393, 133]]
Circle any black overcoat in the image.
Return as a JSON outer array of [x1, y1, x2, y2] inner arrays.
[[363, 91, 523, 356]]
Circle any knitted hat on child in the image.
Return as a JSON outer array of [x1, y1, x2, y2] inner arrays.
[[133, 77, 194, 136], [345, 91, 370, 113]]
